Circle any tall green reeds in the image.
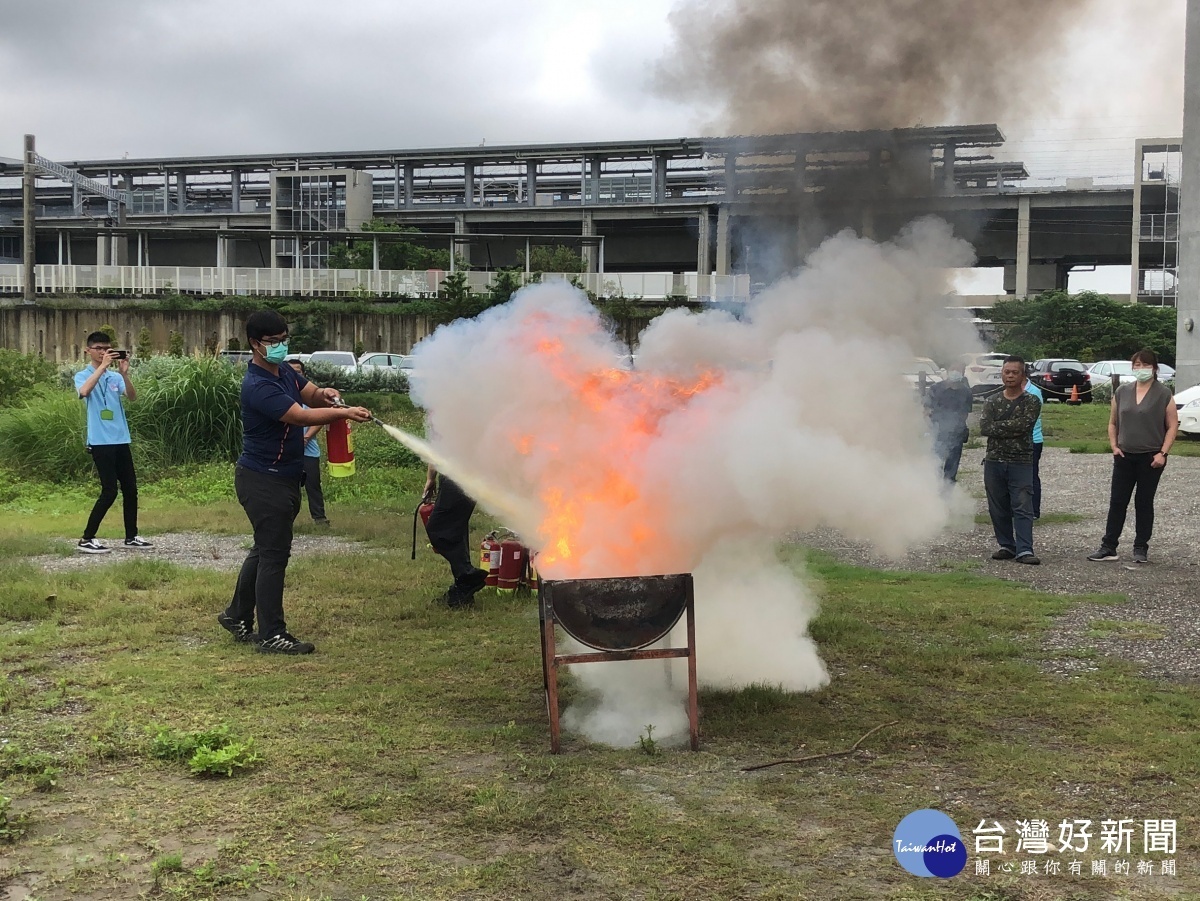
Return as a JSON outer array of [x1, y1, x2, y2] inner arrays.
[[0, 355, 243, 482]]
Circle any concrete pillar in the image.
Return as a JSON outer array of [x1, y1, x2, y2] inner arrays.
[[454, 213, 469, 268], [176, 172, 186, 211], [22, 134, 35, 302], [1178, 0, 1200, 389], [464, 163, 475, 207], [393, 162, 402, 210], [231, 169, 241, 212], [696, 210, 711, 274], [942, 141, 958, 193], [590, 157, 602, 203], [715, 205, 731, 276], [652, 154, 667, 203], [526, 160, 537, 207], [580, 156, 589, 204], [404, 162, 414, 209], [97, 232, 110, 269], [861, 206, 876, 241], [582, 211, 597, 272], [1015, 195, 1032, 297], [114, 175, 130, 266], [724, 153, 737, 199]]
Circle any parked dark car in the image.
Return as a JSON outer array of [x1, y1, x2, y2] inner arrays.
[[1028, 358, 1093, 403]]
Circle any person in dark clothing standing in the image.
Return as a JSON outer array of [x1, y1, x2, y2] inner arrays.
[[1087, 349, 1178, 564], [218, 311, 371, 654], [980, 356, 1042, 565], [75, 331, 153, 553], [423, 465, 488, 609], [287, 360, 330, 526], [925, 361, 973, 481]]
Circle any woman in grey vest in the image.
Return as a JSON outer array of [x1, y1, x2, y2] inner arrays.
[[1087, 349, 1179, 564]]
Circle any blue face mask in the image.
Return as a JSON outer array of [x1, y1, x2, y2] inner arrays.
[[262, 341, 289, 364]]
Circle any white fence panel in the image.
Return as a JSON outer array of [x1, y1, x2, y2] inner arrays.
[[0, 264, 752, 301]]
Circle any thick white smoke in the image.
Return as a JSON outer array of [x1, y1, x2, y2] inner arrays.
[[409, 217, 978, 747]]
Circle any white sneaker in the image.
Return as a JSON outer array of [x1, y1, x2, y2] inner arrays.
[[78, 538, 110, 554]]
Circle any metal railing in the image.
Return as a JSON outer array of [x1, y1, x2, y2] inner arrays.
[[0, 264, 751, 301], [1140, 212, 1179, 241]]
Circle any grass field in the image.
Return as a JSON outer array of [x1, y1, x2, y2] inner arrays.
[[1, 394, 1197, 899]]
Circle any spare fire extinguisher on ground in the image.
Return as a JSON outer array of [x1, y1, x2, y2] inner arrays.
[[496, 538, 525, 594], [480, 532, 502, 591], [411, 493, 435, 560], [326, 418, 356, 477]]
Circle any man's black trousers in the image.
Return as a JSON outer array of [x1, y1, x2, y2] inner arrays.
[[83, 443, 138, 541], [225, 465, 301, 640]]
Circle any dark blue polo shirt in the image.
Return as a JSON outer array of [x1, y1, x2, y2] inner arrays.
[[237, 361, 309, 478]]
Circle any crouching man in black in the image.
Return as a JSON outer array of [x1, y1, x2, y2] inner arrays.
[[423, 465, 488, 609]]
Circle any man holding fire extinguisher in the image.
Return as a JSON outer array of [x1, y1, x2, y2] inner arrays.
[[218, 311, 372, 655], [423, 465, 488, 609]]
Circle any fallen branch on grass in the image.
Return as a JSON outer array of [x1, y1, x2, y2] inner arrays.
[[741, 721, 900, 772]]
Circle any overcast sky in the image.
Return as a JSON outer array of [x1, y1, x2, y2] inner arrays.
[[0, 0, 1185, 182]]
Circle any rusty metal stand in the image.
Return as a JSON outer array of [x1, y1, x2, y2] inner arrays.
[[539, 588, 699, 754]]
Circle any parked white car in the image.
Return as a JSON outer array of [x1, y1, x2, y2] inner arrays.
[[959, 352, 1006, 397], [358, 352, 414, 373], [1175, 384, 1200, 435], [307, 351, 358, 373], [1089, 360, 1175, 386], [903, 358, 944, 391]]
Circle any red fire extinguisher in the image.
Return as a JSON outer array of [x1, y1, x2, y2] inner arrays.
[[481, 533, 502, 590], [496, 539, 524, 594], [411, 493, 435, 560], [326, 418, 355, 477]]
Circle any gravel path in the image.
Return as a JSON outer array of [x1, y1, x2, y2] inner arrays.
[[800, 445, 1200, 682], [31, 531, 370, 573]]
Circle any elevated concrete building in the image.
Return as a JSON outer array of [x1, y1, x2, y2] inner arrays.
[[0, 126, 1177, 304]]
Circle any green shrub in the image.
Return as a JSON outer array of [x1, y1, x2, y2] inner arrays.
[[127, 355, 242, 468], [0, 387, 92, 480], [149, 724, 261, 777], [0, 349, 59, 408], [0, 795, 27, 843], [304, 362, 410, 394], [0, 355, 243, 482]]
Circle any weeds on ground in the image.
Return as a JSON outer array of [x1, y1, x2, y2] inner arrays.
[[149, 724, 261, 777]]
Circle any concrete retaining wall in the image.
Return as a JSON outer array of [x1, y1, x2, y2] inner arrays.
[[0, 303, 438, 364]]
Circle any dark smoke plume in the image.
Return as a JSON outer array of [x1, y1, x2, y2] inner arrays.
[[655, 0, 1098, 133]]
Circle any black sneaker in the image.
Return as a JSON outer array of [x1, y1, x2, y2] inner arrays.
[[1016, 553, 1041, 565], [217, 613, 258, 644], [257, 632, 315, 655], [1132, 548, 1149, 564], [1086, 547, 1118, 562], [124, 536, 154, 548], [438, 587, 476, 609], [78, 538, 110, 554], [456, 568, 489, 595], [991, 548, 1016, 560], [313, 518, 332, 527]]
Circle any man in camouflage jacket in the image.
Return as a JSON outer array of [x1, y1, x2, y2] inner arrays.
[[980, 356, 1042, 565]]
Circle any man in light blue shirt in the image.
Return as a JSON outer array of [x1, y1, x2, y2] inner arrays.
[[1023, 375, 1044, 520], [73, 331, 152, 553]]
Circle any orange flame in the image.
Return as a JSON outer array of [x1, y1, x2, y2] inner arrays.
[[514, 329, 721, 576]]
